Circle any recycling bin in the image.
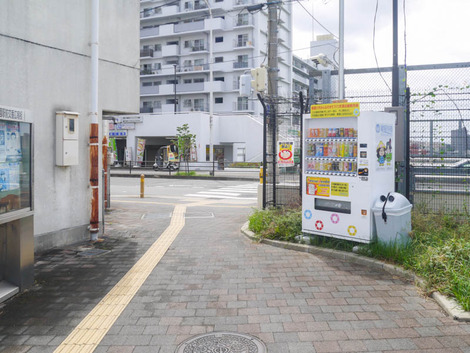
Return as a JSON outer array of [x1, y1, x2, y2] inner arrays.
[[372, 192, 412, 246]]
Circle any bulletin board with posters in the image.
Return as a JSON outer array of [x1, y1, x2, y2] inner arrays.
[[0, 106, 32, 216]]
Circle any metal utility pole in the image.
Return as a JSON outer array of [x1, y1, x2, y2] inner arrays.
[[267, 0, 280, 206], [338, 0, 345, 100], [392, 0, 399, 106]]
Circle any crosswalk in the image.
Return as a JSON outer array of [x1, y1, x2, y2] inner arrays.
[[185, 183, 258, 200]]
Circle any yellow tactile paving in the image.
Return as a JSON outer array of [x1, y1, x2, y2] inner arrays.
[[53, 204, 187, 353]]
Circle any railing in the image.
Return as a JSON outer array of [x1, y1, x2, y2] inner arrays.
[[174, 21, 204, 33], [140, 48, 154, 57], [140, 69, 155, 75], [111, 160, 261, 177], [140, 107, 153, 113], [233, 39, 253, 48], [233, 62, 249, 69], [140, 27, 160, 38]]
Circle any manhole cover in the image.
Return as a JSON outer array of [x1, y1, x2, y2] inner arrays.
[[175, 332, 266, 353], [77, 249, 109, 257]]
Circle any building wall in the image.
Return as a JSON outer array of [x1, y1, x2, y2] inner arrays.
[[127, 112, 263, 163], [0, 0, 140, 252]]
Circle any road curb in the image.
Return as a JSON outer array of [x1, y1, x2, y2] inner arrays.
[[240, 221, 470, 322]]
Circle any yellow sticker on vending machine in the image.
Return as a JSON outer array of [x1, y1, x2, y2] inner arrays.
[[306, 177, 330, 197]]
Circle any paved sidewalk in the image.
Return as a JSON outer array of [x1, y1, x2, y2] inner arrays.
[[1, 199, 470, 353]]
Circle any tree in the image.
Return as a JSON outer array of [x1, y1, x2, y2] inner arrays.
[[173, 124, 196, 172]]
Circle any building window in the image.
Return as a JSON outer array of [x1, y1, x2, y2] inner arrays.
[[154, 81, 161, 86], [214, 77, 225, 82], [154, 44, 162, 51], [215, 36, 223, 43], [237, 34, 248, 47], [194, 99, 205, 111], [215, 97, 223, 104], [215, 57, 223, 63], [183, 99, 192, 108], [184, 79, 192, 84], [153, 101, 162, 109], [237, 97, 248, 110], [142, 82, 152, 87], [237, 13, 249, 26], [215, 0, 223, 2], [193, 78, 204, 83], [167, 79, 178, 84]]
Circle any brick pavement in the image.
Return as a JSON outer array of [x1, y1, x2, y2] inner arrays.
[[1, 199, 470, 353]]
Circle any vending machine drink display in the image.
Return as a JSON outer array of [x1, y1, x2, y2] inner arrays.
[[302, 103, 396, 243]]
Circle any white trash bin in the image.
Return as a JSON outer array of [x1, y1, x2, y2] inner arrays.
[[372, 192, 412, 246]]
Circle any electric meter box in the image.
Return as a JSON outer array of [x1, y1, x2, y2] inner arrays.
[[56, 111, 79, 166]]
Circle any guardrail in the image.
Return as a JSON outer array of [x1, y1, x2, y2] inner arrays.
[[110, 160, 261, 177]]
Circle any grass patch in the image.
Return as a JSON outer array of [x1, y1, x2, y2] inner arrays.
[[228, 162, 261, 168], [248, 204, 470, 311], [175, 171, 197, 176]]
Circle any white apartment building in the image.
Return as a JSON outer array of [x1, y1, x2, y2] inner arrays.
[[134, 0, 293, 162]]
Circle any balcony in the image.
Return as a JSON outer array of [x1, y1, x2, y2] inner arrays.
[[161, 44, 179, 57], [233, 39, 253, 48], [140, 106, 154, 113], [235, 18, 252, 27], [191, 45, 207, 52], [233, 62, 249, 69], [233, 0, 253, 6], [140, 48, 154, 58], [205, 81, 225, 92], [140, 85, 160, 95], [174, 21, 204, 33], [140, 69, 156, 76], [177, 82, 204, 93], [140, 27, 159, 38]]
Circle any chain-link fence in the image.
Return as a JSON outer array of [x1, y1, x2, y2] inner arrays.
[[310, 62, 470, 215]]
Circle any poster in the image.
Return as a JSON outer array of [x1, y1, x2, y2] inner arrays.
[[0, 122, 6, 163], [6, 122, 21, 161], [278, 141, 294, 167], [136, 138, 146, 164], [306, 176, 330, 197], [375, 123, 393, 170]]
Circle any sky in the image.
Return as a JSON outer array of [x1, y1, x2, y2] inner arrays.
[[291, 0, 470, 69]]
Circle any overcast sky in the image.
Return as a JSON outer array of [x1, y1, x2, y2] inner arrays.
[[292, 0, 470, 69]]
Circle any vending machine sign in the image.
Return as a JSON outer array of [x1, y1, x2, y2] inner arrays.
[[311, 102, 360, 119], [306, 176, 330, 197], [278, 141, 294, 167]]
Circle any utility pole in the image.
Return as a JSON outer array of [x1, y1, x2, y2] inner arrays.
[[267, 0, 280, 206], [392, 0, 399, 106]]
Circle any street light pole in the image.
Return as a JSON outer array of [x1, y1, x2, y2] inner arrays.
[[203, 0, 214, 162]]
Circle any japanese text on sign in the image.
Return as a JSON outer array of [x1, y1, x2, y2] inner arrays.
[[310, 102, 360, 119], [306, 177, 330, 197], [331, 182, 349, 197]]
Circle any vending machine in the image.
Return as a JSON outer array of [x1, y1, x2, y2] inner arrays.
[[302, 103, 395, 243]]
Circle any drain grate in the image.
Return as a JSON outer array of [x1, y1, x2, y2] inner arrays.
[[77, 249, 110, 257], [175, 332, 266, 353]]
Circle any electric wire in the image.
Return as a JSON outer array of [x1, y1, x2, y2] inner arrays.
[[294, 0, 338, 39], [0, 33, 140, 70], [372, 0, 392, 93]]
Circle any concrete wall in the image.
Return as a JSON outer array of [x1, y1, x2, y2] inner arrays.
[[0, 0, 140, 252]]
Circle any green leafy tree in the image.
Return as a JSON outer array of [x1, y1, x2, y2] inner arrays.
[[173, 124, 196, 173]]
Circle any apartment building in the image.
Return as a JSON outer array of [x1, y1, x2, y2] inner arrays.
[[139, 0, 293, 117]]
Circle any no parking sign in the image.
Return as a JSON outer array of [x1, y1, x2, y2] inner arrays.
[[278, 141, 294, 167]]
